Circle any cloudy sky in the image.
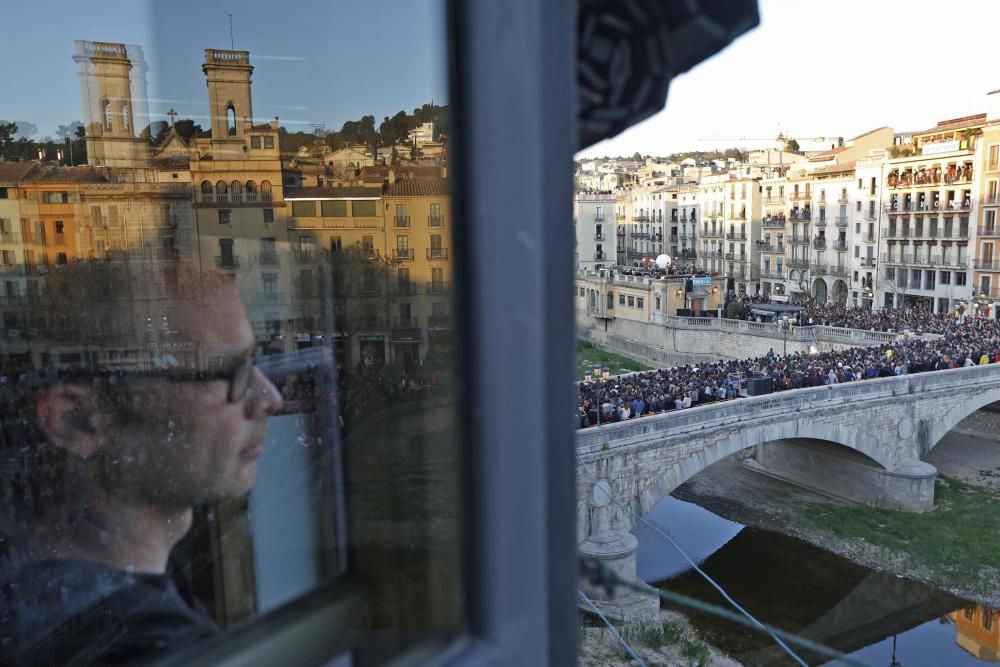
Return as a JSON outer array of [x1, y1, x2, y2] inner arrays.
[[578, 0, 1000, 158]]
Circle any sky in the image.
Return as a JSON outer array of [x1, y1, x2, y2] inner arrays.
[[0, 0, 448, 138], [577, 0, 1000, 158]]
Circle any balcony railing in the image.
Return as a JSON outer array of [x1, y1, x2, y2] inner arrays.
[[790, 191, 812, 201], [863, 233, 876, 243], [760, 270, 784, 280], [759, 244, 784, 253], [864, 210, 877, 221], [812, 238, 826, 249], [974, 259, 1000, 271], [790, 211, 812, 221], [837, 194, 850, 204], [427, 248, 449, 260], [633, 214, 650, 222], [763, 196, 784, 205], [394, 215, 411, 228], [158, 248, 180, 261], [427, 281, 450, 294], [832, 240, 848, 251], [859, 257, 877, 267], [830, 265, 850, 277], [725, 232, 747, 240], [256, 291, 284, 304], [810, 264, 828, 275], [393, 248, 415, 261], [787, 258, 809, 269], [0, 232, 14, 244], [394, 282, 418, 296], [196, 191, 274, 204], [428, 314, 452, 328], [814, 217, 827, 227], [258, 253, 279, 266], [294, 249, 317, 262], [594, 232, 605, 241], [428, 215, 444, 227], [215, 255, 241, 269], [979, 226, 1000, 238], [763, 218, 786, 228], [731, 210, 747, 220], [788, 236, 809, 245], [392, 316, 420, 329], [835, 216, 848, 227], [594, 214, 605, 222]]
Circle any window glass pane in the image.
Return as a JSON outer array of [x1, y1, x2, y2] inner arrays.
[[291, 200, 316, 217], [351, 200, 376, 217], [1, 1, 462, 664], [320, 200, 347, 217]]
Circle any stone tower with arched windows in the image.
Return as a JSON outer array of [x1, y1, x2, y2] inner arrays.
[[73, 40, 150, 169], [202, 49, 254, 159]]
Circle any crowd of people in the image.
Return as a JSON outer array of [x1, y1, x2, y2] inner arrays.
[[577, 305, 1000, 428]]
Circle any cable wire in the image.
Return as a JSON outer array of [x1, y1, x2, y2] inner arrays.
[[579, 555, 869, 667], [577, 589, 648, 667], [576, 451, 809, 667]]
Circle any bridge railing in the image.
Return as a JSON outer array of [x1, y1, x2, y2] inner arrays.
[[577, 362, 1000, 451], [660, 315, 914, 346]]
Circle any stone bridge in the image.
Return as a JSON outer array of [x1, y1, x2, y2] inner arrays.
[[576, 362, 1000, 542]]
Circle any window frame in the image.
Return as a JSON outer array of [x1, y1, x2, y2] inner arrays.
[[160, 1, 576, 665]]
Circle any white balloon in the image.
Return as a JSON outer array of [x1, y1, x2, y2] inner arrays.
[[654, 254, 671, 269]]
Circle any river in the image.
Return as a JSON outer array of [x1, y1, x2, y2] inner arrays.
[[638, 495, 998, 666]]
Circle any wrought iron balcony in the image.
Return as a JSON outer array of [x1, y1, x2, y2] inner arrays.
[[427, 248, 449, 260]]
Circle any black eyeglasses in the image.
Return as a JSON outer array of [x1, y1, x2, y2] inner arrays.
[[69, 355, 258, 404]]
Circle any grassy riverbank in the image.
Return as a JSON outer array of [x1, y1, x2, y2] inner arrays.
[[799, 475, 1000, 600], [576, 340, 652, 380], [578, 612, 740, 667], [674, 444, 1000, 607]]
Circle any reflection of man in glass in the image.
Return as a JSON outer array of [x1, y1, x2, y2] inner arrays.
[[0, 269, 282, 665]]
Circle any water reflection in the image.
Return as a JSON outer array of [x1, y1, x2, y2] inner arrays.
[[641, 496, 992, 666]]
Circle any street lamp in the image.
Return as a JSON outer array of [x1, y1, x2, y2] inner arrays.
[[776, 315, 793, 358]]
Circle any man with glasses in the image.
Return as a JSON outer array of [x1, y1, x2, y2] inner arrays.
[[0, 266, 283, 665]]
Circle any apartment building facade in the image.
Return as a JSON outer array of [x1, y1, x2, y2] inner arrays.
[[878, 114, 985, 312], [574, 191, 616, 271]]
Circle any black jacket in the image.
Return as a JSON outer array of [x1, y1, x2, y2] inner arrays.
[[1, 559, 218, 666]]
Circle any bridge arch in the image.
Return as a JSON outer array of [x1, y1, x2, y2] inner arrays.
[[634, 420, 891, 526], [922, 385, 1000, 457]]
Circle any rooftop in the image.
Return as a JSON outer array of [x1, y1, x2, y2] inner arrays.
[[20, 165, 110, 185], [385, 177, 449, 197], [0, 162, 38, 185], [916, 113, 987, 135]]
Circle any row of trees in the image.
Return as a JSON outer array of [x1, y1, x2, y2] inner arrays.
[[0, 121, 87, 164], [279, 103, 448, 158]]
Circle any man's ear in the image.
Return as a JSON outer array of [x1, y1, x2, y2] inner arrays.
[[36, 383, 110, 459]]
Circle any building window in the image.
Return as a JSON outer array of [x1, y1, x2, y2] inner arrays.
[[226, 103, 237, 136], [0, 188, 7, 199], [263, 208, 274, 223], [655, 295, 660, 310], [331, 236, 342, 252], [637, 297, 644, 309], [291, 201, 317, 217], [627, 295, 635, 307], [54, 222, 65, 236], [251, 136, 262, 149], [940, 271, 951, 285], [957, 272, 968, 286], [57, 252, 68, 265], [429, 203, 443, 226], [263, 136, 275, 149], [102, 98, 112, 130], [989, 145, 1000, 171], [352, 200, 376, 217], [321, 200, 347, 217], [218, 209, 232, 225], [619, 294, 625, 305]]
